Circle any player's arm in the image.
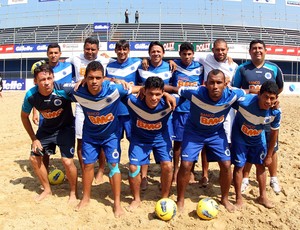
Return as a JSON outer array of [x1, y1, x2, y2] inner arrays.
[[32, 107, 39, 126], [264, 129, 279, 167], [164, 85, 179, 94], [21, 110, 43, 154]]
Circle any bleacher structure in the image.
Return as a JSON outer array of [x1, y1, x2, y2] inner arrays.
[[1, 23, 300, 46]]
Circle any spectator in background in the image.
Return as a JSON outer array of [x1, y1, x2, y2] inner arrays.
[[135, 10, 139, 23], [125, 9, 129, 23]]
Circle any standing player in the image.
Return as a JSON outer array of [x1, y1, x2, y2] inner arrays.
[[166, 69, 245, 212], [66, 36, 114, 183], [194, 38, 238, 186], [123, 76, 175, 210], [31, 43, 75, 171], [72, 61, 135, 217], [21, 64, 78, 202], [137, 41, 173, 190], [170, 42, 203, 184], [231, 81, 281, 209], [105, 39, 141, 144], [232, 39, 284, 194]]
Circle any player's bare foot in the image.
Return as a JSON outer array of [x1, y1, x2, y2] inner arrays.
[[176, 200, 185, 213], [68, 193, 78, 204], [235, 197, 244, 210], [114, 205, 125, 218], [125, 200, 141, 212], [257, 197, 274, 209], [189, 172, 197, 184], [199, 176, 209, 188], [94, 170, 104, 184], [75, 199, 90, 211], [34, 190, 52, 202], [221, 199, 236, 212]]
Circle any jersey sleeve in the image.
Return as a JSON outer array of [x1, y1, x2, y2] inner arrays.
[[21, 92, 34, 114], [178, 86, 199, 101], [271, 109, 281, 130], [232, 66, 242, 88], [275, 67, 284, 91]]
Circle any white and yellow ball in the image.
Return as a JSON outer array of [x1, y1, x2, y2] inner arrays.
[[155, 198, 177, 221], [48, 169, 65, 185], [196, 197, 219, 220]]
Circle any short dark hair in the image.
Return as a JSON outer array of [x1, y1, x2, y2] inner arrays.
[[85, 61, 104, 77], [249, 39, 266, 50], [207, 69, 225, 81], [260, 81, 279, 96], [115, 39, 130, 50], [84, 36, 99, 48], [47, 43, 61, 52], [144, 76, 164, 90], [148, 41, 165, 54], [179, 42, 194, 53], [34, 63, 54, 79], [213, 38, 227, 48]]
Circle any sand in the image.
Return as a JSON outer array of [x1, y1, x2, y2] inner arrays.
[[0, 91, 299, 230]]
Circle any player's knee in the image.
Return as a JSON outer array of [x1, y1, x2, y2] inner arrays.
[[128, 165, 141, 178], [108, 163, 120, 178], [61, 157, 74, 168], [161, 162, 173, 173]]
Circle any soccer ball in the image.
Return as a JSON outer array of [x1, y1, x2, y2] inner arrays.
[[48, 169, 65, 185], [196, 197, 219, 220], [155, 198, 177, 221]]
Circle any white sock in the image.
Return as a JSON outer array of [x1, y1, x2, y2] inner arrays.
[[242, 178, 249, 184], [270, 177, 278, 182]]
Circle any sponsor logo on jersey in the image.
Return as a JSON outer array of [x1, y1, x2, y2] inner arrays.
[[241, 124, 262, 137], [88, 113, 114, 125], [200, 115, 224, 126], [177, 80, 198, 87], [41, 108, 63, 119], [249, 84, 261, 90], [136, 119, 162, 130]]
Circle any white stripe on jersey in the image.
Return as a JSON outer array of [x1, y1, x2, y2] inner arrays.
[[106, 61, 141, 77], [239, 106, 275, 125], [127, 98, 172, 121], [176, 65, 202, 76], [191, 94, 237, 113], [54, 65, 73, 82], [138, 69, 172, 81], [73, 89, 120, 111]]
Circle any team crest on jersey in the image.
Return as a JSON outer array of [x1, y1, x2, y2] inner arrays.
[[224, 103, 230, 109], [169, 149, 173, 157], [70, 147, 75, 155], [264, 72, 272, 80], [196, 70, 200, 74], [106, 97, 112, 103], [63, 71, 67, 76], [161, 111, 167, 116], [260, 151, 266, 160], [229, 67, 233, 72], [164, 73, 169, 77], [54, 99, 62, 106], [225, 148, 231, 156], [131, 66, 135, 70], [112, 149, 120, 159], [264, 116, 271, 124]]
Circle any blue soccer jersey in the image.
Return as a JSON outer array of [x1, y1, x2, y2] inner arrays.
[[71, 81, 130, 140], [137, 61, 172, 85], [171, 59, 203, 112], [178, 86, 245, 135], [53, 61, 75, 84], [106, 57, 141, 116], [122, 94, 174, 143], [231, 94, 281, 146], [232, 60, 284, 91], [22, 82, 74, 134]]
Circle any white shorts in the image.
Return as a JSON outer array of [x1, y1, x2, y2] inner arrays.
[[223, 108, 235, 144], [75, 103, 85, 139]]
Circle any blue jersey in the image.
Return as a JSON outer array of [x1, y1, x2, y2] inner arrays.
[[232, 61, 284, 91], [122, 94, 173, 143], [171, 59, 203, 112], [231, 94, 281, 146], [137, 61, 172, 85], [22, 82, 74, 134], [179, 86, 245, 135], [53, 61, 75, 84], [106, 57, 141, 116], [71, 81, 130, 140]]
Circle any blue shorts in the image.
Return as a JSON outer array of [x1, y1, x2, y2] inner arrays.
[[181, 130, 230, 162], [118, 115, 132, 141], [129, 139, 173, 165], [265, 125, 279, 152], [82, 135, 121, 164], [230, 141, 267, 167], [172, 112, 189, 142], [34, 126, 75, 158]]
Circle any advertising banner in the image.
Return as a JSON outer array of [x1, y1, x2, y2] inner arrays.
[[3, 79, 25, 90], [14, 44, 49, 53], [93, 22, 111, 32]]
